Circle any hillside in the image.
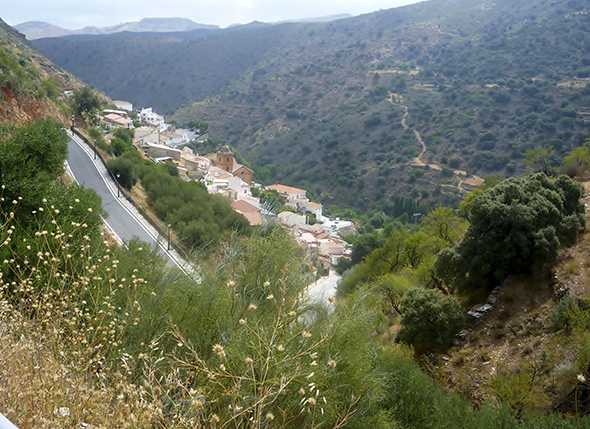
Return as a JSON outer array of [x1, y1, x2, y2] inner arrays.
[[15, 18, 218, 40], [0, 18, 80, 123], [33, 0, 590, 212], [33, 25, 296, 113]]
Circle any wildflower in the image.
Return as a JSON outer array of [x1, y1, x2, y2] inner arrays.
[[265, 412, 275, 421], [266, 294, 274, 300], [298, 387, 306, 396], [212, 343, 226, 359], [245, 356, 254, 365], [307, 397, 317, 406], [288, 310, 297, 317], [248, 303, 257, 311], [239, 318, 247, 325], [54, 407, 70, 417], [227, 280, 236, 288], [277, 344, 285, 352], [264, 280, 271, 287], [302, 330, 312, 338], [578, 374, 586, 383], [327, 359, 337, 369], [210, 414, 220, 423]]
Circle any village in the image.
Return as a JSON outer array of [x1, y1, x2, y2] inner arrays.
[[99, 102, 355, 272]]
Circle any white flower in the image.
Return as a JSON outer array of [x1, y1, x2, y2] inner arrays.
[[212, 343, 226, 358], [239, 318, 247, 325], [54, 406, 70, 417], [578, 374, 586, 383]]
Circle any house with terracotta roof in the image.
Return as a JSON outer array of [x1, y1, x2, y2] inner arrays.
[[231, 199, 263, 226], [103, 112, 133, 129], [266, 184, 307, 202]]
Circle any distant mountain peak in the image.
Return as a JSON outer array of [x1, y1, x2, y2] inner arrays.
[[14, 17, 218, 40]]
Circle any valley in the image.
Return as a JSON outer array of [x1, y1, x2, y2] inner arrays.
[[32, 0, 590, 213], [3, 1, 590, 427]]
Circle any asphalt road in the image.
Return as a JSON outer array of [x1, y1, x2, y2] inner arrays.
[[67, 137, 162, 250]]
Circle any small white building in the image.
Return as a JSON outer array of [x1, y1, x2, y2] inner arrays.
[[278, 211, 307, 227], [113, 100, 133, 112], [139, 107, 167, 130], [143, 142, 182, 161], [181, 148, 211, 179]]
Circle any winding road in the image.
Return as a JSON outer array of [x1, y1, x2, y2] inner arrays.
[[66, 131, 194, 277]]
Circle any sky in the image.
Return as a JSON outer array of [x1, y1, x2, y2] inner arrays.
[[4, 0, 422, 29]]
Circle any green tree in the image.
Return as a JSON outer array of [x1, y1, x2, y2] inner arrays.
[[524, 146, 553, 174], [440, 173, 585, 289], [562, 145, 590, 178], [398, 287, 465, 353], [72, 87, 101, 123], [106, 157, 138, 190]]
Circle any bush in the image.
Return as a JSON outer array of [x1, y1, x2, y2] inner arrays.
[[72, 87, 101, 121], [109, 136, 134, 157], [441, 174, 585, 289], [0, 118, 67, 213], [106, 156, 138, 190], [397, 288, 465, 353]]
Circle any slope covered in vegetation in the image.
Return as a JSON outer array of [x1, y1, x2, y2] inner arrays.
[[0, 18, 79, 124], [3, 120, 590, 427]]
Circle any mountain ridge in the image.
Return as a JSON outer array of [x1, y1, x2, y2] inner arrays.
[[15, 17, 218, 40]]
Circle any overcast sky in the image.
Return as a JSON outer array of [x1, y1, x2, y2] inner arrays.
[[4, 0, 422, 29]]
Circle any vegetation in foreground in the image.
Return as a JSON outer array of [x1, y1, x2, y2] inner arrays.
[[3, 120, 590, 427]]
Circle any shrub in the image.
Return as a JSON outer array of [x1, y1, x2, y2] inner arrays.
[[106, 156, 138, 190], [0, 118, 67, 213], [441, 174, 585, 289], [398, 288, 465, 353]]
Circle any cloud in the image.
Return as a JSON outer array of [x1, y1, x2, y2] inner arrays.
[[3, 0, 421, 28]]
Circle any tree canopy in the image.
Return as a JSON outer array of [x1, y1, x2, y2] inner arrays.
[[438, 173, 585, 289]]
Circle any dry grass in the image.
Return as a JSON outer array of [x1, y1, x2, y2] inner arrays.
[[0, 302, 157, 428]]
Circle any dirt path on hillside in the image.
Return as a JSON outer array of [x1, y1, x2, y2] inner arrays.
[[388, 92, 483, 192]]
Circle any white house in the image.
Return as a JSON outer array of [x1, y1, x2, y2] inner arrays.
[[143, 142, 182, 161], [139, 107, 167, 130], [278, 211, 307, 227], [181, 148, 211, 179], [113, 100, 133, 112]]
